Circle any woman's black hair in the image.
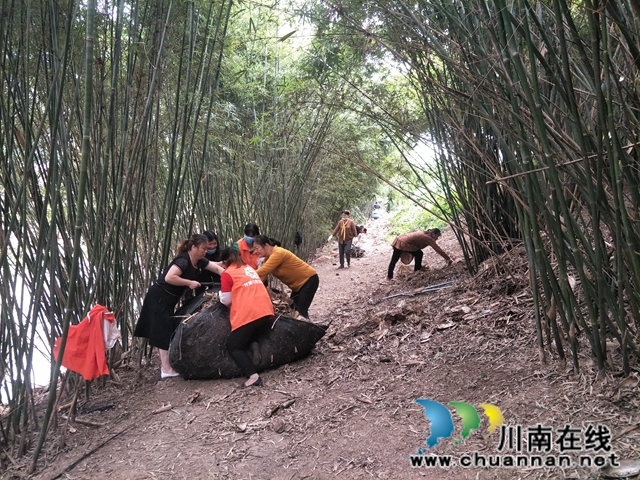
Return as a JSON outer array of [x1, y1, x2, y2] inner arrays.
[[219, 247, 244, 267], [177, 234, 208, 254], [254, 235, 281, 247], [203, 230, 218, 242], [244, 223, 260, 236]]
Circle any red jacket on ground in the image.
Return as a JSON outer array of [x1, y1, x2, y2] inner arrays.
[[53, 304, 115, 381]]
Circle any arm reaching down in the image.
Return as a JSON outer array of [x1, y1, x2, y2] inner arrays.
[[348, 220, 358, 238], [165, 265, 200, 290], [427, 237, 452, 263], [255, 248, 283, 282]]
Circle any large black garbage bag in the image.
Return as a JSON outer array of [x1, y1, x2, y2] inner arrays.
[[168, 302, 327, 380], [174, 291, 210, 318]]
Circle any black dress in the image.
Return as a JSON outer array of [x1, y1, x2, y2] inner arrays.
[[134, 252, 209, 350]]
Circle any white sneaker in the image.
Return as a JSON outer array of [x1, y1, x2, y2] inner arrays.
[[160, 369, 180, 379]]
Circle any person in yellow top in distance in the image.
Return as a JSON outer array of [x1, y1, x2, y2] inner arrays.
[[329, 210, 358, 268], [253, 235, 319, 319]]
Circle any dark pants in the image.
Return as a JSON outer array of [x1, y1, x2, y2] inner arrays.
[[291, 274, 319, 319], [387, 247, 423, 279], [338, 241, 353, 267], [226, 316, 273, 377]]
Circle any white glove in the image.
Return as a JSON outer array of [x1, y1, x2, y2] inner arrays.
[[327, 235, 333, 242]]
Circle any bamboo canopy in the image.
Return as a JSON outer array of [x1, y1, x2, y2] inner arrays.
[[324, 0, 640, 372], [1, 0, 639, 470], [0, 0, 379, 466]]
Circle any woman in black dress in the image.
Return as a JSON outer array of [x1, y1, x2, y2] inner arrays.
[[134, 234, 223, 378]]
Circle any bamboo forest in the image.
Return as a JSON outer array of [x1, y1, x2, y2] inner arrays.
[[1, 0, 639, 477]]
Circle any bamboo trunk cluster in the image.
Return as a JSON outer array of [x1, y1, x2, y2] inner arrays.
[[0, 0, 377, 467], [362, 0, 640, 372]]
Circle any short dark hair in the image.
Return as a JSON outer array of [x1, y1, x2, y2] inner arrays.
[[427, 228, 442, 236], [244, 223, 260, 236]]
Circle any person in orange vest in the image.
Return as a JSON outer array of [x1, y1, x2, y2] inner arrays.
[[233, 223, 260, 269], [387, 228, 452, 280], [329, 210, 358, 268], [134, 234, 224, 379], [253, 236, 319, 319], [218, 247, 275, 388]]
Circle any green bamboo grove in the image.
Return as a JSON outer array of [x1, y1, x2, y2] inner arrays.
[[0, 0, 381, 464], [2, 0, 639, 468], [319, 0, 639, 371]]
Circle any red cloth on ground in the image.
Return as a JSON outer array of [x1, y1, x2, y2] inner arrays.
[[53, 304, 111, 381]]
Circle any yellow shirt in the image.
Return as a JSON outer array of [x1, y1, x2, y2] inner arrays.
[[256, 246, 316, 291]]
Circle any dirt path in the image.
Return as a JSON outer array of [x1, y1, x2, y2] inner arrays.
[[25, 214, 640, 480]]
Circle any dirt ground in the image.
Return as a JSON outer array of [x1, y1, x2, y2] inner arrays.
[[9, 212, 640, 480]]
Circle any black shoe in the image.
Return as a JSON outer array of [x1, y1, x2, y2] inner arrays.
[[237, 376, 263, 389], [338, 265, 344, 269]]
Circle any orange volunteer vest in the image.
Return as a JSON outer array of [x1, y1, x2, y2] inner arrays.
[[236, 238, 259, 269], [224, 264, 274, 331]]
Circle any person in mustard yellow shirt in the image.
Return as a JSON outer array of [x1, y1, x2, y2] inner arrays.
[[253, 235, 319, 319], [218, 247, 275, 388]]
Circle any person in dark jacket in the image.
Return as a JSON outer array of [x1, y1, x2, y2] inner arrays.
[[200, 230, 221, 282], [192, 230, 222, 296]]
